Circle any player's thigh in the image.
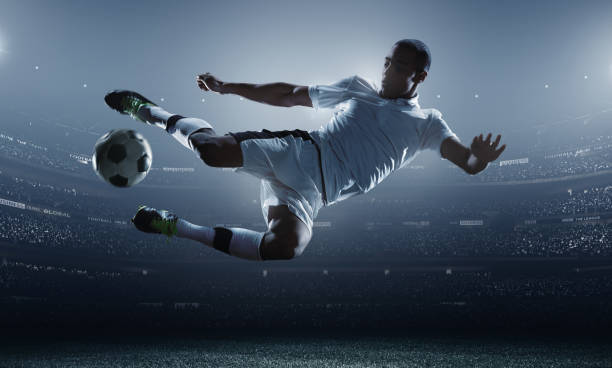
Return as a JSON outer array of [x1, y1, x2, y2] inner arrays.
[[190, 133, 243, 167], [265, 205, 312, 257]]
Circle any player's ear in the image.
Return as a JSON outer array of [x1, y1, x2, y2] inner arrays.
[[413, 71, 427, 84]]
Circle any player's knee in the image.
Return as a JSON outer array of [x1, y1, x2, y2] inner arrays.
[[194, 138, 222, 167], [292, 243, 307, 258], [264, 231, 309, 260], [192, 135, 242, 168], [284, 231, 310, 259]]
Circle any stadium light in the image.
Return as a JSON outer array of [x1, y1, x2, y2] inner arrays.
[[0, 30, 10, 59]]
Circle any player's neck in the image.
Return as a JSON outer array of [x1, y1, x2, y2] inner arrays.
[[378, 89, 418, 100]]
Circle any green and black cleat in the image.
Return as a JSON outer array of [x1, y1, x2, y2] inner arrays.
[[131, 205, 178, 239], [104, 90, 161, 126]]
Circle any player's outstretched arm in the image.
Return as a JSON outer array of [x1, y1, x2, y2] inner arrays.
[[441, 133, 506, 175], [196, 73, 312, 108]]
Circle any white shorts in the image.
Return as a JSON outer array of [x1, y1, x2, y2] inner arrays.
[[226, 129, 325, 233]]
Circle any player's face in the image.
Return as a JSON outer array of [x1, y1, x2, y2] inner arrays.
[[379, 45, 426, 99]]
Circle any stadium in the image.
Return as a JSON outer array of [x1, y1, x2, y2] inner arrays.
[[2, 107, 612, 329]]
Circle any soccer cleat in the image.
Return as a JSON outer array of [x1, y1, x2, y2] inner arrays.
[[104, 90, 159, 126], [131, 205, 178, 238]]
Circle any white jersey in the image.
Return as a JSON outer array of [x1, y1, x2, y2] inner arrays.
[[307, 74, 458, 206]]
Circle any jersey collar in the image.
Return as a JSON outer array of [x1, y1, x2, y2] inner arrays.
[[367, 77, 420, 109], [389, 93, 419, 108]]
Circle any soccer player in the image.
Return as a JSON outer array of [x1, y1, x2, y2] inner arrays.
[[104, 39, 506, 262]]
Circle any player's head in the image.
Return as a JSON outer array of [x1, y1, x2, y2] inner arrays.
[[379, 39, 430, 100]]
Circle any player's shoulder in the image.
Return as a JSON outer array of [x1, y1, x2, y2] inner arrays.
[[351, 74, 378, 93], [419, 107, 456, 136], [419, 107, 444, 121], [422, 107, 442, 117], [334, 74, 379, 95]]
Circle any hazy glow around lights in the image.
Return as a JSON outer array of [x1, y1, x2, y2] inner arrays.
[[0, 34, 6, 54]]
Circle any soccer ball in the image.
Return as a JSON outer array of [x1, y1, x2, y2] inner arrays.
[[92, 129, 152, 187]]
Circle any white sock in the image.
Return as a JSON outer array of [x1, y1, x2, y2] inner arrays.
[[176, 219, 265, 261], [135, 105, 173, 127], [135, 105, 215, 151], [167, 117, 214, 151], [227, 227, 266, 261], [135, 104, 213, 150], [176, 218, 216, 245]]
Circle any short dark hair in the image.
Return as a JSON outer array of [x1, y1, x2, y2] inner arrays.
[[393, 39, 431, 73]]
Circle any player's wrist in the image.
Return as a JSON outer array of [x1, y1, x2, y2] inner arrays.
[[218, 82, 230, 95], [467, 151, 488, 173], [467, 152, 479, 165]]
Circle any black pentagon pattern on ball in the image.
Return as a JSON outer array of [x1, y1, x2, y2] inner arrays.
[[107, 144, 127, 164], [109, 175, 129, 187], [137, 154, 150, 173]]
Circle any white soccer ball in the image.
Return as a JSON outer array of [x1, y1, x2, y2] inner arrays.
[[92, 129, 152, 187]]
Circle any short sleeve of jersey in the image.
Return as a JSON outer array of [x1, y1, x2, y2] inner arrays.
[[420, 109, 459, 157], [308, 75, 356, 111]]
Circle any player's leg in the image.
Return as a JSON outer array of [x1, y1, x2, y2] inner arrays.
[[132, 205, 266, 260], [174, 204, 311, 260], [133, 104, 244, 168], [104, 90, 243, 168], [259, 204, 312, 260], [130, 205, 310, 261], [176, 203, 311, 260], [189, 133, 244, 168]]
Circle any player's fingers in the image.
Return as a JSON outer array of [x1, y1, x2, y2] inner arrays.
[[197, 81, 209, 91], [485, 133, 492, 144], [492, 135, 501, 148], [202, 80, 218, 92], [493, 145, 506, 160], [198, 74, 210, 82]]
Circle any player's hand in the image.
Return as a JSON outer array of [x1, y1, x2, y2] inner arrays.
[[470, 133, 506, 163], [196, 73, 226, 94]]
